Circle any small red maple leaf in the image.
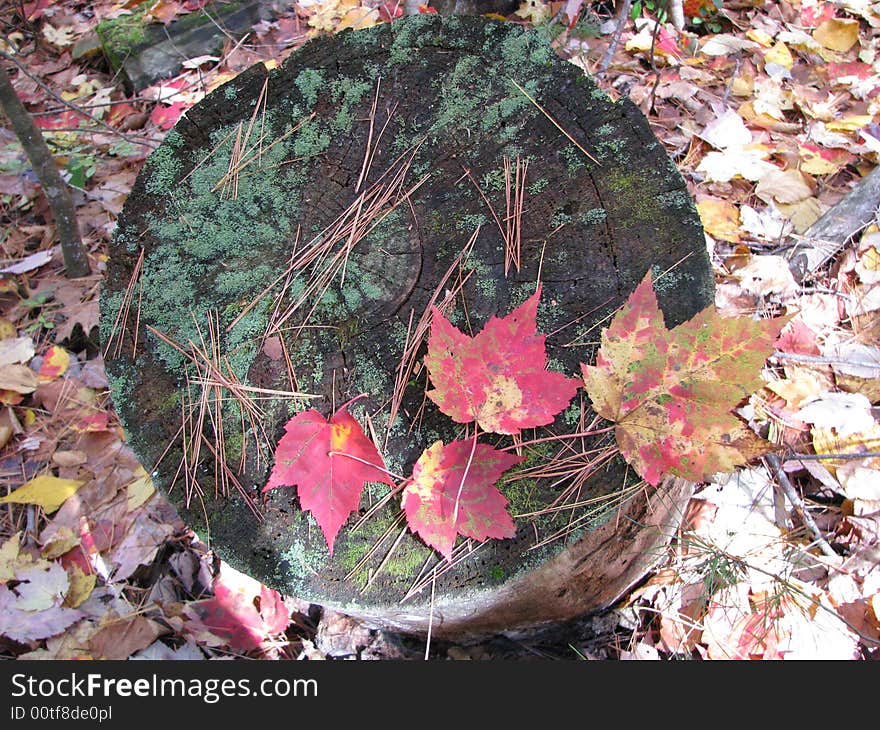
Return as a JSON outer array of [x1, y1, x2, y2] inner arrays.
[[151, 101, 187, 131], [424, 285, 580, 435], [34, 110, 81, 131], [401, 439, 522, 560], [263, 406, 393, 554], [378, 1, 404, 21], [184, 578, 289, 653], [775, 320, 820, 356]]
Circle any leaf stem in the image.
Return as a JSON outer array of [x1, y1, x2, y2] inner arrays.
[[335, 392, 371, 413]]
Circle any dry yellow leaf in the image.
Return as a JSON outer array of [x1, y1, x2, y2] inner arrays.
[[515, 0, 552, 24], [764, 41, 794, 69], [777, 197, 824, 233], [837, 373, 880, 403], [63, 566, 96, 608], [0, 425, 11, 450], [756, 168, 813, 205], [0, 475, 85, 513], [855, 246, 880, 284], [766, 368, 828, 410], [753, 77, 795, 120], [337, 6, 379, 30], [60, 80, 99, 102], [206, 71, 239, 93], [126, 468, 156, 511], [42, 24, 74, 47], [51, 450, 88, 467], [696, 144, 776, 182], [738, 101, 801, 132], [697, 197, 741, 242], [838, 463, 880, 501], [0, 337, 35, 367], [747, 28, 774, 47], [0, 532, 21, 582], [307, 0, 358, 31], [734, 254, 799, 297], [799, 157, 838, 176], [812, 423, 880, 474], [813, 18, 860, 52], [0, 319, 15, 340], [730, 73, 755, 97], [860, 224, 880, 248], [799, 146, 844, 175], [826, 115, 874, 132], [40, 526, 79, 560]]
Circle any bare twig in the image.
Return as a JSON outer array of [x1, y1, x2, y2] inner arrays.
[[0, 50, 157, 150], [770, 350, 880, 371], [0, 62, 91, 277], [765, 454, 838, 558], [784, 451, 880, 462], [598, 0, 633, 75]]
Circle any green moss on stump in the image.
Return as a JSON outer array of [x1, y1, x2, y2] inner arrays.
[[95, 6, 150, 69]]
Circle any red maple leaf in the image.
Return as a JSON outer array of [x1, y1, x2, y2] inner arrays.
[[151, 101, 187, 131], [378, 1, 404, 21], [263, 406, 393, 554], [106, 102, 140, 128], [184, 578, 289, 653], [799, 1, 836, 27], [424, 286, 580, 435], [34, 110, 81, 130], [71, 412, 112, 433], [775, 320, 820, 356], [401, 440, 522, 560]]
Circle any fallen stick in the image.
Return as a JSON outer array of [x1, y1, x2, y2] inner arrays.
[[766, 454, 838, 559], [789, 165, 880, 278]]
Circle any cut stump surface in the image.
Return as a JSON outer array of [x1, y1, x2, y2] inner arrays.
[[102, 16, 713, 638]]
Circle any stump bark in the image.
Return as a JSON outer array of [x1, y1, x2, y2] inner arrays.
[[102, 16, 713, 638]]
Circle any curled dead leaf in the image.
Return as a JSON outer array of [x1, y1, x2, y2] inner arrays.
[[0, 364, 38, 394]]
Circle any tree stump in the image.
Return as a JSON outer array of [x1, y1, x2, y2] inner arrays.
[[102, 16, 713, 639]]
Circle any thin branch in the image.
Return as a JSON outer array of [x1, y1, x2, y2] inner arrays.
[[784, 451, 880, 462], [0, 61, 90, 277], [0, 50, 157, 150], [771, 350, 879, 371], [598, 0, 633, 74], [765, 454, 838, 559]]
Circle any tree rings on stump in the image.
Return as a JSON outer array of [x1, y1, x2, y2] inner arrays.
[[102, 16, 713, 638]]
